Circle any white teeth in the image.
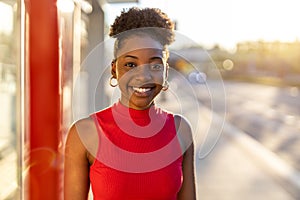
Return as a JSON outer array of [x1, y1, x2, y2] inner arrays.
[[133, 87, 151, 93]]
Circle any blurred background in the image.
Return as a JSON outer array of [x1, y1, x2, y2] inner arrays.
[[0, 0, 299, 199]]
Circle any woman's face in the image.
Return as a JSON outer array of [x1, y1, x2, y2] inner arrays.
[[112, 35, 168, 110]]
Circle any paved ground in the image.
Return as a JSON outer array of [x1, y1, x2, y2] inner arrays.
[[196, 135, 294, 200], [0, 148, 17, 200], [195, 80, 300, 172]]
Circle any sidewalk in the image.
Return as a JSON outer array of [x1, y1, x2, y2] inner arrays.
[[196, 135, 294, 200], [0, 148, 17, 200], [157, 86, 299, 200]]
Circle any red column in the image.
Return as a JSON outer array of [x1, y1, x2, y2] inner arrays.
[[25, 0, 61, 199]]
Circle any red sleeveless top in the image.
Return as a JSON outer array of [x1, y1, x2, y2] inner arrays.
[[90, 102, 183, 200]]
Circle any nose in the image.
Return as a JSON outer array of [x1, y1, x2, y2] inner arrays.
[[133, 64, 152, 82]]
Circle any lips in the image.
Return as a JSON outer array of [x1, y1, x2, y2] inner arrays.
[[132, 87, 152, 93], [130, 85, 156, 96]]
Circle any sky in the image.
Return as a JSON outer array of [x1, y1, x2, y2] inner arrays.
[[0, 2, 13, 34], [1, 0, 299, 51], [105, 0, 300, 50]]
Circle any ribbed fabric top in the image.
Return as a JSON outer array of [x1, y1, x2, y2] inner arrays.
[[90, 102, 183, 200]]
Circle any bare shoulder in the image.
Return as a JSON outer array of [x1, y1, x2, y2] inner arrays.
[[67, 117, 95, 142], [173, 114, 192, 132], [65, 117, 98, 157], [173, 114, 193, 153]]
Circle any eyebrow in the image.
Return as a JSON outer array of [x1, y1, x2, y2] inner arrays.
[[124, 55, 163, 61], [124, 55, 138, 59]]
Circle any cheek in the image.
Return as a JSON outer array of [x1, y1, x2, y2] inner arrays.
[[116, 70, 132, 87], [155, 71, 165, 82], [116, 67, 128, 80]]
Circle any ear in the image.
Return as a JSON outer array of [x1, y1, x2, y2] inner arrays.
[[111, 60, 117, 78]]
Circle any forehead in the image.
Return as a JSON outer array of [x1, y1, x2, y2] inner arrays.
[[116, 35, 164, 58]]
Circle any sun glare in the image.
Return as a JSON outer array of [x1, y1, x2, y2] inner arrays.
[[138, 0, 300, 50], [0, 2, 13, 34]]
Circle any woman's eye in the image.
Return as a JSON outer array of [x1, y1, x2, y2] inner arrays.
[[124, 62, 136, 68], [151, 64, 163, 70]]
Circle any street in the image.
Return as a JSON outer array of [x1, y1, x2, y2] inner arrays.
[[193, 80, 300, 172]]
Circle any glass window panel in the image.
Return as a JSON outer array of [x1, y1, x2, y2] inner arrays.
[[0, 0, 19, 199]]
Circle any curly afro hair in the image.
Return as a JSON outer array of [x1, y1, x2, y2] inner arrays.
[[109, 7, 175, 56]]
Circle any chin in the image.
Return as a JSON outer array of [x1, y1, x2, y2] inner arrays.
[[130, 99, 155, 110]]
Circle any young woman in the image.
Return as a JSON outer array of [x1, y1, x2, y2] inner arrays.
[[64, 7, 196, 200]]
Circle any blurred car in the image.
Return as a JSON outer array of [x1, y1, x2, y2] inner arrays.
[[188, 71, 207, 84]]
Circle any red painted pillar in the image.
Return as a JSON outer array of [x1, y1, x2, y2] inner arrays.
[[25, 0, 61, 199]]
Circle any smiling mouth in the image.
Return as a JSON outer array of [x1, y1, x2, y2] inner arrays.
[[132, 87, 152, 93], [130, 85, 157, 96]]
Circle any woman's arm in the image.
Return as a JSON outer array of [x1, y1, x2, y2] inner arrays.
[[177, 143, 196, 200], [175, 115, 196, 200], [64, 120, 91, 200]]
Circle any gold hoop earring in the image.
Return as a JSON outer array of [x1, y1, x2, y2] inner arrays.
[[109, 76, 118, 87], [162, 81, 169, 91]]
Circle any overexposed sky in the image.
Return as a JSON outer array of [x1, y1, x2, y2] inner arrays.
[[105, 0, 300, 50], [1, 0, 299, 50], [0, 2, 13, 34]]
